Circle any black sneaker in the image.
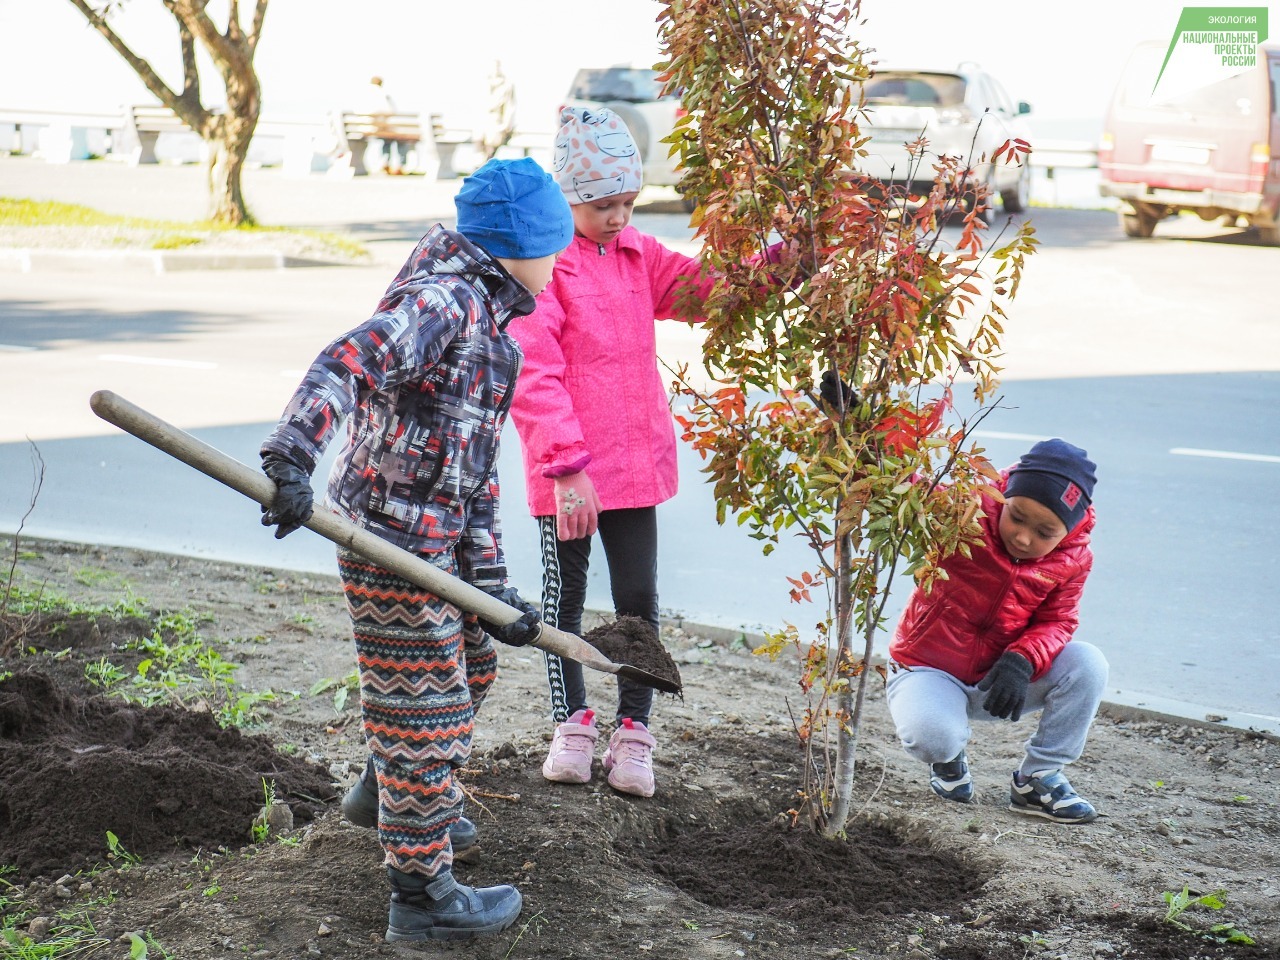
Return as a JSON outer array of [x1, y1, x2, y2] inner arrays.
[[343, 757, 480, 859], [1009, 770, 1098, 823], [929, 751, 974, 803], [386, 868, 522, 942]]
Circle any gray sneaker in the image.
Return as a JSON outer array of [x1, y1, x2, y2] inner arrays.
[[929, 751, 974, 803], [343, 757, 479, 858], [386, 868, 521, 942], [1009, 770, 1098, 823]]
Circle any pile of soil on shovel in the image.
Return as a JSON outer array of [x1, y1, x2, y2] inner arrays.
[[582, 614, 682, 693]]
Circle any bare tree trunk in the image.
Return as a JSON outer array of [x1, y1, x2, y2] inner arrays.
[[206, 114, 256, 225], [823, 526, 857, 837], [66, 0, 268, 227]]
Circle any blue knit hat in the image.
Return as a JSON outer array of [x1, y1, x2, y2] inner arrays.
[[1005, 439, 1098, 531], [454, 157, 573, 259]]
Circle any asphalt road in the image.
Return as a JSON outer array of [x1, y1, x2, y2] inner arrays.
[[2, 158, 1278, 731]]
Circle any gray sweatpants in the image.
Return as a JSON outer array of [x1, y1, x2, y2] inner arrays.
[[885, 641, 1108, 778]]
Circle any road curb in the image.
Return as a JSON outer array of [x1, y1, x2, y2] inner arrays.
[[643, 612, 1280, 742], [0, 247, 346, 273]]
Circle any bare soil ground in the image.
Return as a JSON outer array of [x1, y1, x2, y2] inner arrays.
[[2, 536, 1277, 959]]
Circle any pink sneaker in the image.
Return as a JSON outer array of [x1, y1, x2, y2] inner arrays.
[[541, 708, 598, 784], [603, 719, 656, 798]]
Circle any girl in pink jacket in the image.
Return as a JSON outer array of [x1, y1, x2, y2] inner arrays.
[[507, 107, 717, 798]]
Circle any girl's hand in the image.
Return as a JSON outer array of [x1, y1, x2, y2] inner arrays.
[[554, 472, 602, 541]]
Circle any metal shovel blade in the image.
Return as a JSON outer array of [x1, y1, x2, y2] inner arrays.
[[88, 390, 679, 694]]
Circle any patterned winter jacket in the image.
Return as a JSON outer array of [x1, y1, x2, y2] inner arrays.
[[506, 226, 715, 517], [261, 225, 533, 588], [889, 473, 1097, 686]]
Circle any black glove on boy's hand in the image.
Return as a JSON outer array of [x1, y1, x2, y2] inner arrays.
[[477, 586, 541, 647], [978, 651, 1034, 721], [260, 453, 314, 539], [819, 369, 858, 411]]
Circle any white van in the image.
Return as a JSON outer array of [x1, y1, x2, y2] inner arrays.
[[1098, 42, 1280, 242]]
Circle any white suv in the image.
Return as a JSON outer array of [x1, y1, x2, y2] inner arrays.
[[560, 66, 684, 189], [857, 64, 1033, 220]]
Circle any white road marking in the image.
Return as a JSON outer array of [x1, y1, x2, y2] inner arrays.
[[1170, 447, 1280, 464], [99, 354, 217, 370]]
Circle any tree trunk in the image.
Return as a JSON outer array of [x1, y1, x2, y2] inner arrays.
[[206, 121, 254, 226], [823, 526, 858, 837]]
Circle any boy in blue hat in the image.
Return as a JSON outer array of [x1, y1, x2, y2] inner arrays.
[[886, 438, 1109, 824], [259, 158, 572, 941]]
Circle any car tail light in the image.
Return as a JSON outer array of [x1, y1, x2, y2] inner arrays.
[[1249, 141, 1270, 182], [1098, 132, 1114, 163], [936, 106, 973, 125]]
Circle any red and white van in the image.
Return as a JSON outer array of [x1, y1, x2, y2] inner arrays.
[[1098, 41, 1280, 243]]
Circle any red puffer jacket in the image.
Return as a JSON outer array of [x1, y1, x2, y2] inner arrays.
[[889, 476, 1096, 685]]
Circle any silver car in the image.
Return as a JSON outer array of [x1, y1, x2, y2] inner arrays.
[[857, 64, 1033, 221], [560, 66, 684, 190]]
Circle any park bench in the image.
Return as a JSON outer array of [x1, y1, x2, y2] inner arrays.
[[115, 104, 201, 165], [333, 111, 473, 178]]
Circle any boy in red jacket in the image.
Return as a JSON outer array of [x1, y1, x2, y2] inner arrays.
[[886, 439, 1108, 823]]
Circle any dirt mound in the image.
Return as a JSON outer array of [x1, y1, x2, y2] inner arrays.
[[0, 669, 336, 880]]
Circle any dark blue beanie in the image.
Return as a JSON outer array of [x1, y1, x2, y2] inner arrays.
[[1004, 438, 1098, 531], [454, 157, 573, 260]]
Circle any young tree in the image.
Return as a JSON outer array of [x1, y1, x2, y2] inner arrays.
[[658, 0, 1037, 836], [67, 0, 269, 226]]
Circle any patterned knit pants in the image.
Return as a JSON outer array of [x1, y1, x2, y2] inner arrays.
[[337, 550, 497, 877]]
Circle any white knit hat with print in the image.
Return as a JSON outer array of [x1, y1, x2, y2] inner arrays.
[[552, 107, 644, 205]]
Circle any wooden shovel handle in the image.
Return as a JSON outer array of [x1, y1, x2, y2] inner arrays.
[[87, 390, 622, 677]]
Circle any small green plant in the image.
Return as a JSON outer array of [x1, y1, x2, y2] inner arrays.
[[85, 656, 127, 690], [128, 931, 175, 959], [681, 918, 700, 931], [310, 670, 360, 712], [503, 912, 548, 959], [276, 835, 302, 848], [250, 779, 279, 843], [1149, 779, 1165, 791], [202, 883, 221, 896], [1230, 794, 1252, 804], [1162, 886, 1256, 945], [72, 566, 129, 589], [105, 830, 141, 867]]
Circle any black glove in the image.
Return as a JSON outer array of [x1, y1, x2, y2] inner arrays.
[[978, 651, 1033, 721], [476, 586, 541, 647], [260, 453, 314, 539], [819, 369, 858, 411]]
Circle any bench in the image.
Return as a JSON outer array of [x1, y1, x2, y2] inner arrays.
[[332, 111, 473, 178], [0, 107, 118, 162], [115, 105, 200, 165]]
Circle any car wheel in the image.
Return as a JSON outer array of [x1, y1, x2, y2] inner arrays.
[[1000, 164, 1030, 214], [1119, 203, 1161, 238], [603, 101, 651, 163]]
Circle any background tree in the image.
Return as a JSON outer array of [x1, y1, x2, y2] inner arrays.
[[68, 0, 269, 226], [658, 0, 1036, 837]]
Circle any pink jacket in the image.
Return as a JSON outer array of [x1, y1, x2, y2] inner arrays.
[[507, 226, 714, 517]]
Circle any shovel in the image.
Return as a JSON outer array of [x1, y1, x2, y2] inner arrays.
[[89, 390, 680, 694]]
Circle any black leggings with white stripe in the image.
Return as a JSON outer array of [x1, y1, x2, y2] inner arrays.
[[538, 506, 659, 726]]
